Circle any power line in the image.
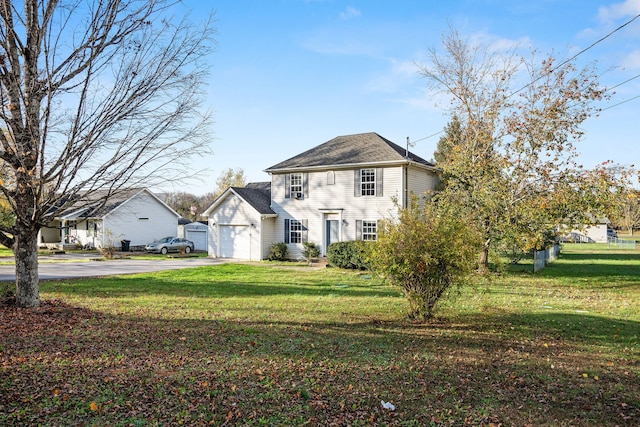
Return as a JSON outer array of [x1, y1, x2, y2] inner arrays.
[[600, 93, 640, 111], [410, 130, 444, 144], [508, 13, 640, 98], [410, 14, 640, 143], [606, 72, 640, 91]]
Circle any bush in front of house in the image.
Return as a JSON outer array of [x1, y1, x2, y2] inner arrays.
[[327, 240, 369, 270], [267, 242, 288, 261], [302, 242, 321, 260]]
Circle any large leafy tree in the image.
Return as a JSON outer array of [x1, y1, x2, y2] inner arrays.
[[419, 29, 623, 267], [0, 0, 215, 307], [612, 187, 640, 235]]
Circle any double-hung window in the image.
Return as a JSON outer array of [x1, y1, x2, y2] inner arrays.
[[289, 219, 302, 243], [290, 173, 303, 198], [355, 168, 382, 197], [361, 220, 378, 241], [284, 218, 307, 244], [361, 168, 376, 196]]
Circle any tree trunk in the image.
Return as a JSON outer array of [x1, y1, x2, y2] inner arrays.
[[478, 239, 491, 271], [14, 226, 40, 308]]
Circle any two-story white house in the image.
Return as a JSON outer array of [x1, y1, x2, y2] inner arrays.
[[203, 132, 440, 260]]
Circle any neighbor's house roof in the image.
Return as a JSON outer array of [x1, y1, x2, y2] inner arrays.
[[202, 182, 276, 217], [53, 188, 180, 221], [264, 132, 437, 173]]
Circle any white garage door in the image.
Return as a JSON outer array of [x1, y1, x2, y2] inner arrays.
[[186, 229, 207, 251], [219, 225, 250, 259]]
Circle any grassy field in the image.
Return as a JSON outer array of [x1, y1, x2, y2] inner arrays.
[[0, 244, 638, 426]]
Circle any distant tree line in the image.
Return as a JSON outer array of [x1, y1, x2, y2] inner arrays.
[[162, 168, 246, 221]]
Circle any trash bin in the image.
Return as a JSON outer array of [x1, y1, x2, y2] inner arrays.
[[121, 239, 131, 252]]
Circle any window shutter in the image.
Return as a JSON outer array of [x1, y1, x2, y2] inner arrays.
[[356, 220, 362, 240], [285, 174, 291, 199], [303, 173, 309, 199], [284, 219, 290, 243], [354, 170, 361, 197], [302, 219, 308, 243], [376, 168, 383, 197]]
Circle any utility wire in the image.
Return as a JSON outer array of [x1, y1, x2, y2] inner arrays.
[[600, 93, 640, 111], [508, 13, 640, 98], [410, 13, 640, 142], [606, 72, 640, 92]]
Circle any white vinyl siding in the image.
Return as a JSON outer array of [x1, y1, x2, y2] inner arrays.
[[407, 165, 439, 201], [270, 168, 403, 257], [102, 191, 178, 248]]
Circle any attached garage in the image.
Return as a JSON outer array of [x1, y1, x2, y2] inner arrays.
[[202, 182, 276, 261]]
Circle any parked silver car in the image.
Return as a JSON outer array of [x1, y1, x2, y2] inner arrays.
[[145, 237, 194, 254]]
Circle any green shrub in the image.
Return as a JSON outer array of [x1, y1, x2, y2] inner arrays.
[[302, 242, 321, 260], [367, 198, 482, 321], [267, 242, 288, 261], [327, 241, 369, 269], [1, 281, 13, 298]]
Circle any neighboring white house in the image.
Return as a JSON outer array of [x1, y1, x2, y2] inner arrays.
[[561, 217, 611, 243], [203, 132, 440, 260], [39, 188, 180, 250]]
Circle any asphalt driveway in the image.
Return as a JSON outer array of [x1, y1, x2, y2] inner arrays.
[[0, 253, 232, 281]]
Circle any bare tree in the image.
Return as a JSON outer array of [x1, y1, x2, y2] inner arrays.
[[0, 0, 215, 307]]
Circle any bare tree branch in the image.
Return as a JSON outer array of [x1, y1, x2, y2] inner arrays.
[[0, 0, 216, 307]]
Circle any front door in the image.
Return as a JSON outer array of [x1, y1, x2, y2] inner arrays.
[[326, 220, 339, 254]]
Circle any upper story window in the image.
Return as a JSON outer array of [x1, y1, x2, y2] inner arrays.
[[355, 168, 383, 197], [361, 220, 378, 241], [290, 173, 302, 195], [361, 168, 376, 196], [286, 172, 307, 199]]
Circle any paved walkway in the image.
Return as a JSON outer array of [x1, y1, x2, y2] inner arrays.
[[0, 253, 232, 281]]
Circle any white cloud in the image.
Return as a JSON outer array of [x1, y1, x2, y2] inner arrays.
[[598, 0, 640, 23], [469, 32, 534, 54], [339, 6, 361, 20], [365, 58, 419, 93]]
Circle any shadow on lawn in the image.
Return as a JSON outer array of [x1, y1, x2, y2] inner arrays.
[[3, 299, 639, 426], [538, 252, 640, 284], [16, 298, 636, 361], [42, 275, 401, 299]]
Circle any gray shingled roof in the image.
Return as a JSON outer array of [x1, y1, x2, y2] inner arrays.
[[53, 188, 174, 219], [232, 182, 275, 215], [264, 132, 435, 172]]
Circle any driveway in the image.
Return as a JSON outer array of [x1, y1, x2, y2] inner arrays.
[[0, 253, 233, 281]]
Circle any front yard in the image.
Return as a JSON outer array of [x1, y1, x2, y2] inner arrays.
[[0, 244, 638, 425]]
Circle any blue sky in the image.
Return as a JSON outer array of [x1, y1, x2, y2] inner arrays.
[[172, 0, 640, 195]]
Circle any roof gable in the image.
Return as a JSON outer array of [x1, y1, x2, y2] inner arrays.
[[203, 182, 275, 217], [55, 188, 179, 220], [264, 132, 435, 172]]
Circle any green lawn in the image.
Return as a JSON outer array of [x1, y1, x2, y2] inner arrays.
[[1, 244, 638, 426]]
